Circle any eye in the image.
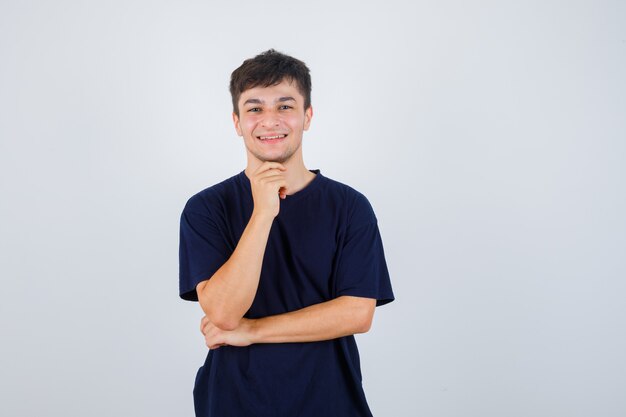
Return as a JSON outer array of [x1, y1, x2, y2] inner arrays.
[[247, 107, 261, 113], [279, 105, 293, 110]]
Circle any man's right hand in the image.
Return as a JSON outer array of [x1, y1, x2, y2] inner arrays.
[[249, 162, 288, 219], [197, 162, 287, 329]]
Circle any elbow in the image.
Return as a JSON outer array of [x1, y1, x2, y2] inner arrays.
[[197, 308, 243, 332], [203, 303, 242, 330], [197, 281, 242, 330], [200, 308, 241, 331], [356, 301, 376, 334], [356, 316, 373, 334], [199, 303, 241, 330], [341, 296, 376, 334], [212, 315, 241, 331]]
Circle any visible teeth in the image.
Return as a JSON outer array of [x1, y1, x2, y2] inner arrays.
[[259, 135, 285, 140]]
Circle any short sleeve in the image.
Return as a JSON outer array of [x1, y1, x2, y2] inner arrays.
[[334, 196, 395, 307], [178, 200, 231, 301]]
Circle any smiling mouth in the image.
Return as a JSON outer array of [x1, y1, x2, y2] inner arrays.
[[257, 134, 287, 142]]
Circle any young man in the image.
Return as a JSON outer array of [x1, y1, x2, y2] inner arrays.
[[179, 49, 395, 416]]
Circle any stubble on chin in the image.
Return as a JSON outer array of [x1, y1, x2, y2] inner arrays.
[[251, 145, 299, 165], [251, 150, 288, 164]]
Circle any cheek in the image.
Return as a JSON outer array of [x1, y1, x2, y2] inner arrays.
[[282, 114, 303, 128], [241, 117, 260, 134]]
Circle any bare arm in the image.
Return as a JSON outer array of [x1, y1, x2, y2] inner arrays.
[[200, 296, 377, 348], [196, 212, 273, 330], [196, 162, 288, 330]]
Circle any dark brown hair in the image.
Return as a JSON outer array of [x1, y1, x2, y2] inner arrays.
[[229, 49, 312, 116]]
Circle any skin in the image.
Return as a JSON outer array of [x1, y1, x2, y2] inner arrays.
[[197, 79, 376, 349], [234, 79, 316, 199]]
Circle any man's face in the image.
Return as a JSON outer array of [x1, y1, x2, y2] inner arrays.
[[233, 79, 312, 165]]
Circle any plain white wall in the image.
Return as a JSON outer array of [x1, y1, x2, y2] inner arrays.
[[1, 1, 625, 416]]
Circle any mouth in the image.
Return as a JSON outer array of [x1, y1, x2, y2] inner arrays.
[[256, 134, 287, 143]]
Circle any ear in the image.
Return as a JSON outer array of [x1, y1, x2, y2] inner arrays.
[[232, 112, 243, 136], [303, 106, 313, 131]]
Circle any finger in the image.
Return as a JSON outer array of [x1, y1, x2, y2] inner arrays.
[[200, 316, 212, 334], [202, 320, 214, 336], [206, 333, 223, 349], [265, 176, 287, 185], [254, 162, 286, 176], [254, 167, 285, 180], [256, 169, 285, 181], [209, 343, 227, 350], [201, 319, 216, 336], [267, 178, 288, 192], [200, 316, 207, 333], [254, 176, 288, 194]]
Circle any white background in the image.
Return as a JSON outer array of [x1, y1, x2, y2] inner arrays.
[[1, 1, 625, 416]]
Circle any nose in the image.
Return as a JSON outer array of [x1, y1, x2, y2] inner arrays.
[[261, 109, 280, 128]]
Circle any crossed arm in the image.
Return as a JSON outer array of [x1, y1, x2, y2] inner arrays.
[[195, 211, 377, 349], [199, 294, 376, 349]]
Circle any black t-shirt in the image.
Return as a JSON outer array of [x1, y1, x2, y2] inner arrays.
[[179, 169, 395, 417]]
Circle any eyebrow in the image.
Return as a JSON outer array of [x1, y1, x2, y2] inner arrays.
[[243, 96, 297, 106]]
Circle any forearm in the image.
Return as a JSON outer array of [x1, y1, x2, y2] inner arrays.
[[198, 212, 273, 329], [250, 296, 375, 343], [200, 296, 376, 349]]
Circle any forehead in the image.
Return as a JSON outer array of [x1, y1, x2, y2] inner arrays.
[[239, 79, 304, 105]]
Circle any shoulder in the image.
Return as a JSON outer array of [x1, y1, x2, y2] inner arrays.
[[182, 172, 241, 215], [320, 174, 377, 228]]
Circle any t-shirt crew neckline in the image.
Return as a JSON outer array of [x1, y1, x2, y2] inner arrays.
[[238, 168, 323, 205]]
